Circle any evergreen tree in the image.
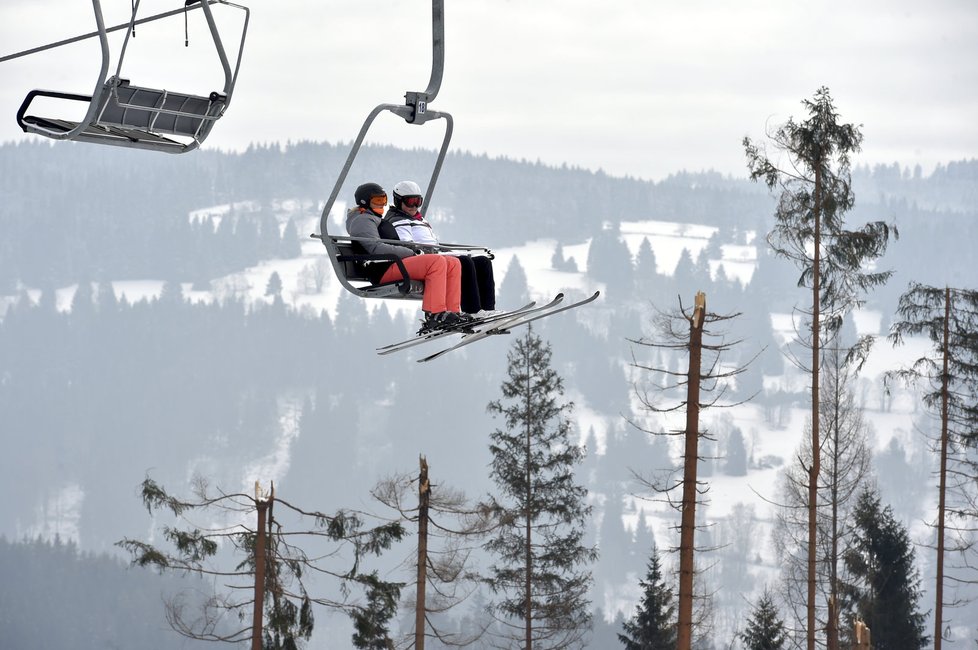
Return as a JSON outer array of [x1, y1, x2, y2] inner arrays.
[[552, 241, 573, 271], [586, 224, 633, 286], [840, 488, 928, 650], [888, 283, 978, 647], [258, 212, 281, 259], [485, 328, 596, 649], [739, 589, 787, 650], [499, 255, 530, 307], [586, 224, 634, 302], [744, 87, 896, 650], [633, 237, 661, 300], [672, 248, 696, 291], [280, 217, 301, 258], [598, 487, 631, 586], [693, 249, 713, 291], [618, 542, 677, 650], [723, 427, 748, 477], [265, 270, 284, 298]]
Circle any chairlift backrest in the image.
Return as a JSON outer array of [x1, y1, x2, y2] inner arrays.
[[15, 0, 249, 154], [320, 235, 426, 300]]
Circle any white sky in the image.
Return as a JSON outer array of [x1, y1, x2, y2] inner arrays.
[[1, 0, 976, 181]]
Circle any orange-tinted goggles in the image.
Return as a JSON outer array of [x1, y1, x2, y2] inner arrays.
[[369, 195, 388, 208]]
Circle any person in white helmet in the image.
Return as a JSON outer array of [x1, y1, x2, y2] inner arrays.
[[345, 182, 465, 332], [384, 180, 497, 317]]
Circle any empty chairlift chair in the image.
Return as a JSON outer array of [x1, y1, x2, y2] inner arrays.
[[16, 0, 249, 153]]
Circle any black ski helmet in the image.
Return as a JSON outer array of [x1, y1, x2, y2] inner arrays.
[[354, 182, 387, 208]]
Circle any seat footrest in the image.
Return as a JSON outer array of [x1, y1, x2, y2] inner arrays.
[[22, 115, 187, 151]]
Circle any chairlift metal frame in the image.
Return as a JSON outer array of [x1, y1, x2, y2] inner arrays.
[[314, 0, 491, 302], [14, 0, 249, 153]]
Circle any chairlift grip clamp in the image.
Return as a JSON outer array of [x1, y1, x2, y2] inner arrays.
[[404, 91, 434, 124]]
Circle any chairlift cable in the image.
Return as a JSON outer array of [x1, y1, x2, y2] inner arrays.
[[0, 0, 219, 64]]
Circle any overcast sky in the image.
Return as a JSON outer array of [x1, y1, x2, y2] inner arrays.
[[1, 0, 975, 181]]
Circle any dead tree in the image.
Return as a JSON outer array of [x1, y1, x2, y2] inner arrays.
[[627, 292, 754, 649], [372, 456, 497, 648], [117, 476, 404, 649]]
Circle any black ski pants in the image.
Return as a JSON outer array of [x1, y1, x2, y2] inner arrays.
[[457, 254, 496, 313]]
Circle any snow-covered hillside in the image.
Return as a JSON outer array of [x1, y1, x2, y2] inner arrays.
[[5, 197, 957, 646]]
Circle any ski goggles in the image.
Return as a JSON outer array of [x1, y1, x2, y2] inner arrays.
[[369, 195, 388, 208], [402, 196, 423, 208]]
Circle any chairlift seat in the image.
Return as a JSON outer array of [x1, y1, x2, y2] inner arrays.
[[323, 235, 425, 300], [18, 78, 226, 153]]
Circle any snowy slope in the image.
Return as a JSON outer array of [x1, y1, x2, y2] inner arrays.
[[6, 200, 948, 644]]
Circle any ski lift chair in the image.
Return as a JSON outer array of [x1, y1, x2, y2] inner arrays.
[[16, 0, 249, 153], [313, 0, 492, 301]]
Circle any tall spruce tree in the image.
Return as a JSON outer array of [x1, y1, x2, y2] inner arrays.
[[744, 86, 896, 650], [888, 283, 978, 649], [618, 542, 677, 650], [484, 328, 596, 649], [841, 488, 928, 650], [739, 590, 787, 650]]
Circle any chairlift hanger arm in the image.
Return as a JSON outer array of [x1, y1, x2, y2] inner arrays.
[[318, 103, 453, 239], [318, 0, 477, 295], [403, 0, 444, 123]]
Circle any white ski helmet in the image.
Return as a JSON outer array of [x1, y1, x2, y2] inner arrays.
[[393, 180, 423, 208]]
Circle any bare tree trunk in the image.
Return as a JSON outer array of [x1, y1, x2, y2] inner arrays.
[[677, 292, 705, 650], [828, 351, 840, 650], [252, 496, 269, 650], [935, 287, 950, 650], [808, 164, 823, 650], [826, 597, 837, 650], [416, 457, 431, 650], [525, 343, 533, 650], [854, 619, 871, 650]]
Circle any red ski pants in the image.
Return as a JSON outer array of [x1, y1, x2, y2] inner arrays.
[[380, 254, 462, 313]]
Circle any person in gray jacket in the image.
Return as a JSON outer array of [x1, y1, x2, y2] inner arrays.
[[345, 182, 464, 331]]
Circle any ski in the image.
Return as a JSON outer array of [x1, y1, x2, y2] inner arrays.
[[416, 290, 600, 363], [376, 299, 546, 356]]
